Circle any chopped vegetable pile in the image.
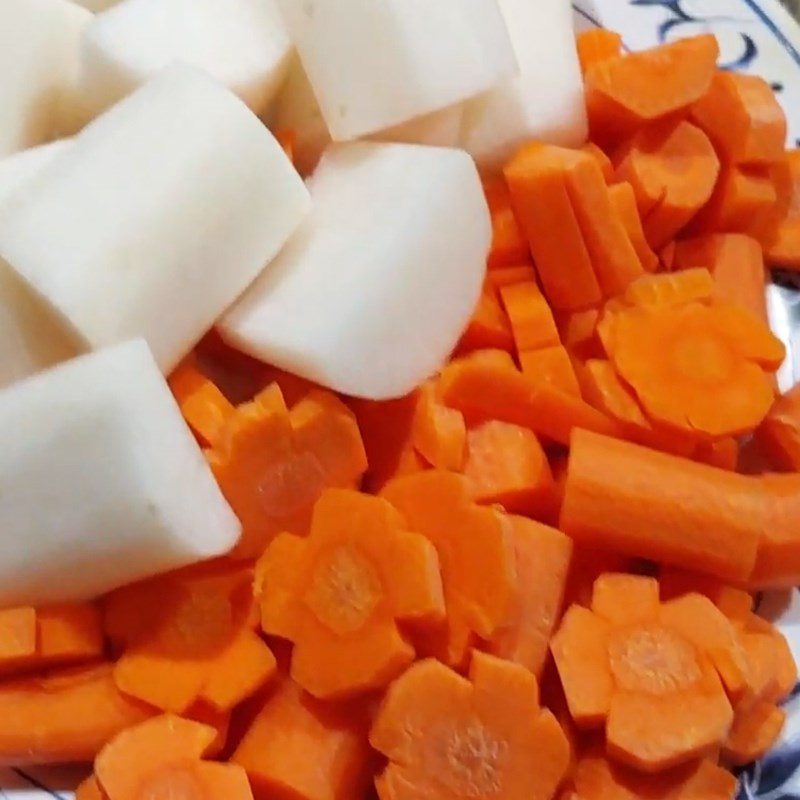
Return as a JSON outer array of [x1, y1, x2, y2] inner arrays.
[[1, 1, 800, 798]]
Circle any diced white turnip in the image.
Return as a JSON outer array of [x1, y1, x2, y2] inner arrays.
[[0, 0, 91, 156], [460, 0, 588, 170], [0, 140, 72, 207], [220, 142, 489, 400], [76, 0, 292, 123], [0, 339, 240, 606], [275, 0, 516, 140], [0, 65, 310, 373]]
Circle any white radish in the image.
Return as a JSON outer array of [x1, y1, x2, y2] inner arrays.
[[0, 65, 310, 374], [0, 339, 240, 606], [0, 140, 72, 208], [275, 0, 516, 140], [0, 0, 91, 157], [460, 0, 588, 170], [76, 0, 292, 124], [220, 142, 489, 400]]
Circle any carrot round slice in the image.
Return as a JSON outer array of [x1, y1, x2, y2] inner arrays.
[[168, 359, 234, 447], [723, 700, 786, 766], [576, 29, 623, 75], [411, 382, 466, 471], [591, 574, 659, 627]]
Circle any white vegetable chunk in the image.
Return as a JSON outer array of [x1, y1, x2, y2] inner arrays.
[[0, 65, 311, 373], [460, 0, 588, 170], [220, 142, 489, 400], [77, 0, 292, 123], [0, 140, 72, 208], [0, 339, 240, 606], [275, 0, 516, 140], [0, 0, 91, 156], [373, 105, 464, 148]]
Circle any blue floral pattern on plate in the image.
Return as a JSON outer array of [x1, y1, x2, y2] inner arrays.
[[4, 0, 800, 796]]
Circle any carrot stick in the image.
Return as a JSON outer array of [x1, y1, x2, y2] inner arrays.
[[0, 665, 152, 766], [411, 382, 466, 472], [232, 679, 372, 800], [750, 473, 800, 588], [763, 150, 800, 269], [581, 141, 615, 181], [485, 263, 537, 289], [0, 608, 36, 672], [76, 776, 106, 800], [464, 420, 555, 517], [456, 286, 515, 355], [694, 438, 739, 471], [381, 471, 516, 668], [370, 653, 571, 800], [756, 383, 800, 471], [519, 345, 581, 397], [487, 516, 572, 677], [439, 351, 625, 446], [691, 71, 787, 165], [586, 35, 719, 144], [258, 489, 445, 698], [608, 181, 659, 271], [499, 281, 560, 352], [504, 145, 602, 310], [560, 430, 762, 581], [723, 700, 786, 766], [556, 309, 602, 359], [576, 29, 623, 75], [483, 177, 531, 270]]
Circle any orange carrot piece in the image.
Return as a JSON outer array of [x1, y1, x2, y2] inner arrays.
[[485, 263, 537, 289], [764, 150, 800, 268], [0, 665, 152, 766], [622, 268, 715, 308], [581, 141, 615, 181], [457, 287, 515, 354], [37, 603, 104, 667], [608, 181, 659, 271], [504, 145, 602, 310], [381, 471, 515, 668], [563, 546, 634, 609], [756, 383, 800, 470], [695, 438, 739, 471], [208, 384, 367, 559], [232, 679, 372, 800], [577, 358, 650, 429], [439, 351, 624, 446], [137, 761, 254, 799], [370, 653, 570, 800], [76, 776, 106, 800], [556, 309, 602, 359], [275, 129, 296, 163], [168, 359, 235, 447], [499, 281, 560, 352], [691, 71, 787, 165], [660, 240, 677, 270], [750, 473, 800, 588], [464, 420, 555, 517], [259, 489, 445, 698], [411, 382, 466, 471], [519, 345, 581, 397], [586, 35, 719, 144], [658, 567, 754, 622], [724, 700, 786, 766], [483, 177, 531, 270], [576, 29, 623, 75], [560, 429, 762, 582], [487, 516, 572, 677], [591, 573, 659, 627], [0, 608, 36, 670]]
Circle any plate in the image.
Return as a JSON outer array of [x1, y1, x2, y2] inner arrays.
[[4, 0, 800, 797]]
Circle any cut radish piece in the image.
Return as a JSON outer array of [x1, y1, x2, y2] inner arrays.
[[460, 0, 587, 170], [0, 0, 91, 156], [0, 141, 72, 208], [275, 0, 516, 140], [0, 339, 240, 606], [77, 0, 292, 122], [0, 65, 310, 374], [220, 142, 489, 400]]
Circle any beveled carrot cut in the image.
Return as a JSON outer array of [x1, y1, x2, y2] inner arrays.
[[259, 489, 445, 698], [499, 281, 560, 352], [757, 383, 800, 470], [560, 430, 761, 582], [552, 575, 734, 772], [608, 181, 659, 271], [457, 286, 515, 355], [576, 29, 623, 75], [483, 177, 530, 270], [724, 700, 786, 766], [370, 653, 570, 800], [464, 420, 555, 517], [208, 384, 367, 559], [586, 35, 719, 143], [691, 71, 787, 164], [578, 358, 648, 428], [519, 345, 581, 397], [381, 471, 515, 667], [411, 382, 466, 471]]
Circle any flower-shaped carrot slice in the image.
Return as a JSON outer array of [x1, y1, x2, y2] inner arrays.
[[258, 489, 445, 699], [168, 359, 234, 447], [370, 653, 570, 800], [551, 574, 736, 772], [208, 384, 367, 559], [381, 471, 516, 667]]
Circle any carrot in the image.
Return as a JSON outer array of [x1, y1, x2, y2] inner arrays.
[[411, 382, 466, 471], [562, 546, 634, 609], [615, 120, 720, 248], [552, 574, 734, 772], [381, 471, 515, 668], [464, 420, 555, 517], [275, 129, 297, 163], [576, 29, 623, 75], [483, 177, 531, 270], [485, 263, 537, 289], [76, 776, 106, 800], [258, 489, 445, 698], [586, 35, 719, 144], [660, 240, 677, 270], [487, 516, 572, 677], [608, 181, 659, 271], [608, 302, 782, 438], [499, 281, 560, 352], [37, 603, 104, 668], [581, 141, 614, 181], [658, 567, 754, 621], [519, 345, 581, 397], [750, 473, 800, 588], [232, 679, 372, 800], [622, 268, 714, 308], [0, 608, 35, 672], [138, 761, 255, 799], [691, 71, 787, 165], [560, 430, 762, 582], [556, 309, 602, 359], [577, 358, 650, 430], [456, 286, 515, 354], [695, 438, 739, 471], [672, 233, 768, 323], [723, 699, 786, 766], [756, 383, 800, 470], [504, 145, 602, 310], [168, 358, 235, 447], [370, 653, 571, 800], [0, 664, 152, 766], [439, 351, 625, 446], [763, 150, 800, 268], [208, 384, 367, 559]]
